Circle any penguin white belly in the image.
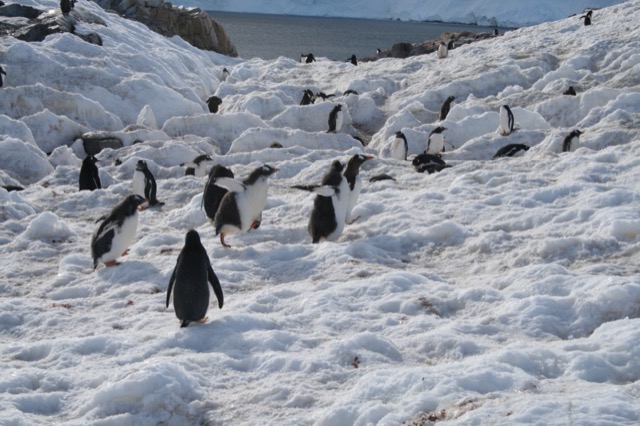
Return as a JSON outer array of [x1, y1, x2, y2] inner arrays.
[[499, 109, 512, 135], [102, 213, 139, 263], [428, 134, 445, 154], [326, 178, 349, 241], [345, 178, 362, 223], [236, 179, 268, 231], [390, 139, 406, 160], [569, 136, 579, 152], [438, 45, 448, 59], [335, 112, 344, 132], [194, 163, 208, 177], [132, 171, 145, 197]]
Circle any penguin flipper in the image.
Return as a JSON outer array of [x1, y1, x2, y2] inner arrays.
[[207, 264, 224, 309], [166, 264, 177, 308], [214, 177, 245, 193], [292, 185, 337, 197]]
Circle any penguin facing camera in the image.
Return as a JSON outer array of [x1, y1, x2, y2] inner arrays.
[[493, 144, 530, 159], [499, 105, 515, 136]]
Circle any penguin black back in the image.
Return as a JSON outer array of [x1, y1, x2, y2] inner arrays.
[[348, 55, 357, 66], [327, 104, 343, 133], [166, 230, 224, 328], [203, 165, 234, 222], [309, 161, 344, 243], [206, 96, 222, 113], [563, 130, 582, 152], [439, 96, 455, 121], [79, 155, 101, 191], [493, 144, 530, 159], [580, 10, 593, 26]]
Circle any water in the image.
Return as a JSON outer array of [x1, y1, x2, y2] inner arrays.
[[206, 11, 507, 61]]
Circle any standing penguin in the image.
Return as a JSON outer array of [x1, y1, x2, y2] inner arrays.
[[202, 164, 234, 223], [580, 10, 593, 26], [301, 53, 316, 63], [327, 104, 344, 133], [427, 126, 448, 156], [91, 194, 145, 269], [293, 160, 349, 243], [0, 66, 6, 88], [499, 105, 515, 136], [347, 55, 358, 66], [437, 42, 448, 59], [563, 130, 583, 152], [182, 154, 213, 177], [300, 89, 315, 106], [343, 154, 374, 224], [221, 67, 230, 82], [391, 131, 408, 161], [563, 86, 577, 96], [206, 96, 222, 113], [79, 155, 101, 191], [439, 96, 455, 121], [166, 230, 224, 328], [132, 160, 163, 208], [213, 165, 279, 248]]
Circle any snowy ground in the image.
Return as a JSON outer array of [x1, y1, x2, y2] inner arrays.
[[1, 1, 640, 425]]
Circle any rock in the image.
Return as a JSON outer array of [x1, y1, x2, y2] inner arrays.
[[0, 4, 43, 19], [82, 132, 124, 155]]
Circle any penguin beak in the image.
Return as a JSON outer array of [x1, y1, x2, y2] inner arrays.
[[364, 155, 374, 161]]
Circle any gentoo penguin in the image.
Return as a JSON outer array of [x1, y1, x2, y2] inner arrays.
[[60, 0, 71, 14], [182, 154, 213, 177], [563, 86, 577, 96], [206, 96, 222, 113], [376, 48, 382, 54], [499, 105, 515, 136], [221, 67, 230, 82], [293, 160, 349, 243], [412, 153, 451, 174], [369, 174, 395, 182], [300, 89, 315, 106], [580, 10, 593, 26], [563, 130, 583, 152], [213, 165, 279, 248], [343, 90, 358, 96], [132, 160, 163, 208], [343, 154, 374, 224], [493, 144, 530, 159], [166, 229, 224, 328], [347, 55, 358, 66], [327, 104, 344, 133], [427, 126, 448, 156], [437, 42, 448, 59], [493, 28, 499, 36], [447, 39, 455, 50], [202, 164, 234, 223], [439, 96, 455, 121], [0, 66, 6, 87], [316, 92, 335, 102], [391, 131, 408, 161], [79, 155, 101, 191], [91, 194, 145, 269]]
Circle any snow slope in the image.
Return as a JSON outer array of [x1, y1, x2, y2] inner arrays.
[[1, 1, 640, 425]]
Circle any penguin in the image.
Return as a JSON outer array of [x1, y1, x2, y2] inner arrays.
[[563, 130, 583, 152], [132, 160, 163, 208], [60, 0, 71, 14], [166, 229, 224, 328], [437, 42, 448, 59], [580, 10, 593, 26], [493, 28, 499, 36], [293, 160, 349, 243], [369, 174, 395, 182], [343, 90, 358, 96], [439, 96, 455, 121], [493, 144, 530, 159], [412, 153, 451, 174], [182, 154, 213, 177], [202, 164, 234, 223], [447, 39, 455, 50], [206, 96, 222, 113], [343, 154, 374, 224], [427, 126, 448, 155], [327, 104, 344, 133], [376, 48, 382, 54], [316, 92, 335, 102], [91, 194, 145, 269], [300, 89, 315, 106], [79, 155, 101, 191], [221, 67, 230, 82], [1, 185, 24, 192], [391, 131, 408, 161], [213, 165, 279, 248], [0, 66, 6, 88], [499, 105, 515, 136], [347, 55, 358, 66], [563, 86, 577, 96], [301, 53, 316, 63]]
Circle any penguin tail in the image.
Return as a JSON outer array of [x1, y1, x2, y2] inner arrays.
[[180, 320, 190, 328]]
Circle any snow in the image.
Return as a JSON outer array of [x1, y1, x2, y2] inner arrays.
[[176, 0, 625, 28], [1, 0, 640, 425]]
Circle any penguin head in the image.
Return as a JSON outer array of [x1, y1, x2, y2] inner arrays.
[[334, 104, 343, 112], [185, 229, 202, 246], [135, 160, 148, 171], [85, 155, 99, 164], [194, 154, 213, 165], [330, 160, 344, 174], [125, 194, 146, 213], [395, 131, 405, 139], [347, 154, 375, 171], [260, 165, 279, 176], [431, 126, 447, 135], [447, 96, 456, 102]]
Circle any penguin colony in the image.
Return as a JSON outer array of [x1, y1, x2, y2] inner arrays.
[[72, 15, 593, 328]]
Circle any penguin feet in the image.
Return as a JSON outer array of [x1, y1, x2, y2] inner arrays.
[[121, 249, 130, 257], [347, 215, 361, 225], [197, 317, 208, 324], [220, 233, 231, 248], [104, 260, 120, 267], [249, 220, 261, 231]]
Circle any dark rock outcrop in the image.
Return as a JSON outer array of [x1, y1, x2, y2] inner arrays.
[[91, 0, 237, 56], [82, 132, 124, 155]]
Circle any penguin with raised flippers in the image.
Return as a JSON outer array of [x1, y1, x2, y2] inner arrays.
[[79, 155, 101, 191], [166, 230, 224, 328], [91, 194, 145, 269], [343, 154, 374, 224], [412, 153, 451, 174], [202, 164, 234, 223]]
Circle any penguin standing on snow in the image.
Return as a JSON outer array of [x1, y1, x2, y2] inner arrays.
[[301, 53, 316, 63], [563, 86, 577, 96], [166, 229, 224, 328], [79, 155, 101, 191], [182, 154, 213, 177], [499, 105, 515, 136], [563, 130, 583, 152], [580, 10, 593, 26], [202, 164, 234, 223], [391, 131, 408, 161], [206, 96, 222, 113], [439, 96, 455, 121], [293, 160, 349, 243], [327, 104, 344, 133], [437, 42, 448, 59], [91, 194, 145, 269], [493, 144, 530, 159], [300, 89, 315, 106], [347, 55, 358, 66], [213, 165, 279, 248], [427, 126, 448, 155], [221, 67, 230, 82], [344, 154, 374, 224], [132, 160, 163, 208]]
